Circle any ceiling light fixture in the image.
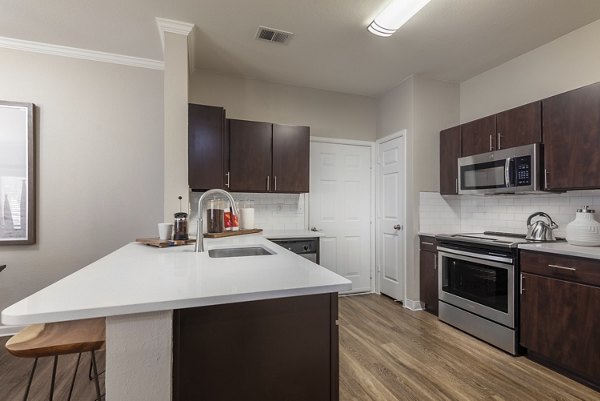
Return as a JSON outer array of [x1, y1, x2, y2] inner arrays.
[[368, 0, 431, 37]]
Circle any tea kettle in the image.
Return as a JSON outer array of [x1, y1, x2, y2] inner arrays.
[[526, 212, 558, 241]]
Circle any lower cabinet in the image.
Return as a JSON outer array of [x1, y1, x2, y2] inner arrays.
[[419, 236, 438, 315], [520, 251, 600, 389], [173, 293, 339, 401]]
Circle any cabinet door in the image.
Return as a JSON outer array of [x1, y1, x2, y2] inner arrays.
[[229, 119, 272, 192], [543, 83, 600, 190], [496, 101, 541, 149], [419, 249, 438, 315], [439, 126, 461, 195], [272, 124, 310, 193], [461, 115, 496, 156], [520, 273, 600, 385], [188, 104, 225, 190]]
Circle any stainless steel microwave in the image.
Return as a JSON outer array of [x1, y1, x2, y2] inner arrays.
[[458, 143, 542, 195]]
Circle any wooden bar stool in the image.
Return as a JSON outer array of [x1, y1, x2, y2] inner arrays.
[[5, 317, 105, 401]]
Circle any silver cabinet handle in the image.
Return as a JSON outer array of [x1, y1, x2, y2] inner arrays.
[[548, 264, 576, 272], [394, 224, 402, 230], [274, 176, 277, 191], [497, 132, 502, 150], [267, 176, 270, 191], [520, 273, 524, 294], [225, 171, 230, 188], [489, 134, 494, 151], [544, 169, 549, 190], [421, 241, 434, 246], [434, 257, 437, 270], [455, 178, 458, 194]]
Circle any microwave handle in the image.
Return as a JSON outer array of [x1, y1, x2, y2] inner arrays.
[[505, 157, 512, 188]]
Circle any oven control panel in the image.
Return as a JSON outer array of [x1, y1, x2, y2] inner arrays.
[[515, 156, 531, 186]]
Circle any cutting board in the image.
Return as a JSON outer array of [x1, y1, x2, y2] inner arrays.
[[136, 238, 196, 248], [203, 229, 262, 239]]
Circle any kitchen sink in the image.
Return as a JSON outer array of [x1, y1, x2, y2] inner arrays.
[[208, 246, 275, 258]]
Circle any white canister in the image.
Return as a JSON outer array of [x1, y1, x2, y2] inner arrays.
[[240, 200, 255, 230], [566, 206, 600, 246]]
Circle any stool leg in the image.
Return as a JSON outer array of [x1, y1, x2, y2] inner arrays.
[[91, 350, 103, 401], [67, 353, 82, 401], [22, 357, 38, 401], [88, 356, 93, 381], [49, 355, 58, 401]]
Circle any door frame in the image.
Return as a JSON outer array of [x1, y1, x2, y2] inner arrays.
[[375, 130, 407, 300], [309, 136, 376, 293]]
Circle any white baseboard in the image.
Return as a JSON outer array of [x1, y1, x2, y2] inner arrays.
[[403, 298, 425, 311], [0, 324, 25, 337]]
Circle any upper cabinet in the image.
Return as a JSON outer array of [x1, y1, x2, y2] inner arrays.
[[460, 115, 496, 156], [229, 119, 273, 192], [272, 124, 310, 193], [439, 126, 461, 195], [188, 105, 311, 193], [188, 104, 226, 191], [496, 101, 541, 149], [543, 83, 600, 191]]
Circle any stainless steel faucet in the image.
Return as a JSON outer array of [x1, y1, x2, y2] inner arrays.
[[195, 189, 239, 252]]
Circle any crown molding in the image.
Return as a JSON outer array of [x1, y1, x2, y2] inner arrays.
[[155, 18, 196, 72], [0, 36, 164, 70], [156, 18, 195, 51]]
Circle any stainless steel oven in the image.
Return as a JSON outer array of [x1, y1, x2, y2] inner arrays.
[[436, 236, 518, 355], [458, 143, 542, 195]]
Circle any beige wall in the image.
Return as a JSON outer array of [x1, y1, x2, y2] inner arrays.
[[377, 75, 459, 303], [0, 48, 164, 329], [189, 70, 377, 141], [461, 18, 600, 122]]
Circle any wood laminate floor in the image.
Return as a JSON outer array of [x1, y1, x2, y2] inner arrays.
[[0, 294, 597, 400], [339, 294, 599, 401], [0, 341, 105, 401]]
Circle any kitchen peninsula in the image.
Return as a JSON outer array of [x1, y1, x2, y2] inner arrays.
[[1, 234, 351, 401]]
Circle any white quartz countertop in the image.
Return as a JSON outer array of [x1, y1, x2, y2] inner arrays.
[[262, 229, 324, 239], [1, 235, 351, 326], [518, 242, 600, 260]]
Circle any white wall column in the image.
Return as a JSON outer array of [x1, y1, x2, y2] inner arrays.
[[105, 310, 173, 401], [159, 19, 194, 222]]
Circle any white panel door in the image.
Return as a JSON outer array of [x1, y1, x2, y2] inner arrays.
[[378, 135, 405, 301], [310, 142, 371, 293]]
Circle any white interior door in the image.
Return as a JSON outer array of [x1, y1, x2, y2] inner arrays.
[[310, 141, 371, 293], [378, 135, 405, 301]]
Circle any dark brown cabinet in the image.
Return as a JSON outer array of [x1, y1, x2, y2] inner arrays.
[[460, 115, 496, 156], [419, 236, 438, 315], [543, 83, 600, 191], [272, 124, 310, 193], [439, 126, 461, 195], [496, 101, 541, 149], [188, 104, 226, 190], [229, 119, 273, 192], [173, 294, 339, 401], [520, 251, 600, 389], [228, 119, 310, 193]]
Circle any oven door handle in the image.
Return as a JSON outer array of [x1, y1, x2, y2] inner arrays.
[[437, 247, 514, 265], [505, 157, 512, 188]]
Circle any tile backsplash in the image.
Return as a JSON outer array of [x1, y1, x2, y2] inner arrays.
[[420, 191, 600, 237], [189, 192, 306, 234]]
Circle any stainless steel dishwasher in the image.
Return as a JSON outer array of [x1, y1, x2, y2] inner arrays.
[[269, 238, 320, 264]]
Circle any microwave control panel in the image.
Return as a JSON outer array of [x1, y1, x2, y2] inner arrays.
[[515, 156, 531, 186]]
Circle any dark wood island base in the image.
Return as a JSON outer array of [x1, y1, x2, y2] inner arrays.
[[173, 293, 339, 401]]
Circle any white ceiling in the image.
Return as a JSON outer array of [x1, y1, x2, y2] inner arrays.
[[2, 0, 600, 96]]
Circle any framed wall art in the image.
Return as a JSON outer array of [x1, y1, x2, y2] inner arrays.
[[0, 101, 35, 245]]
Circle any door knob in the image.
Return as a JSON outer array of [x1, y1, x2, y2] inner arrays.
[[394, 224, 402, 230]]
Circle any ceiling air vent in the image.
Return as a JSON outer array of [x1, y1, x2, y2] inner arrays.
[[255, 26, 294, 45]]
